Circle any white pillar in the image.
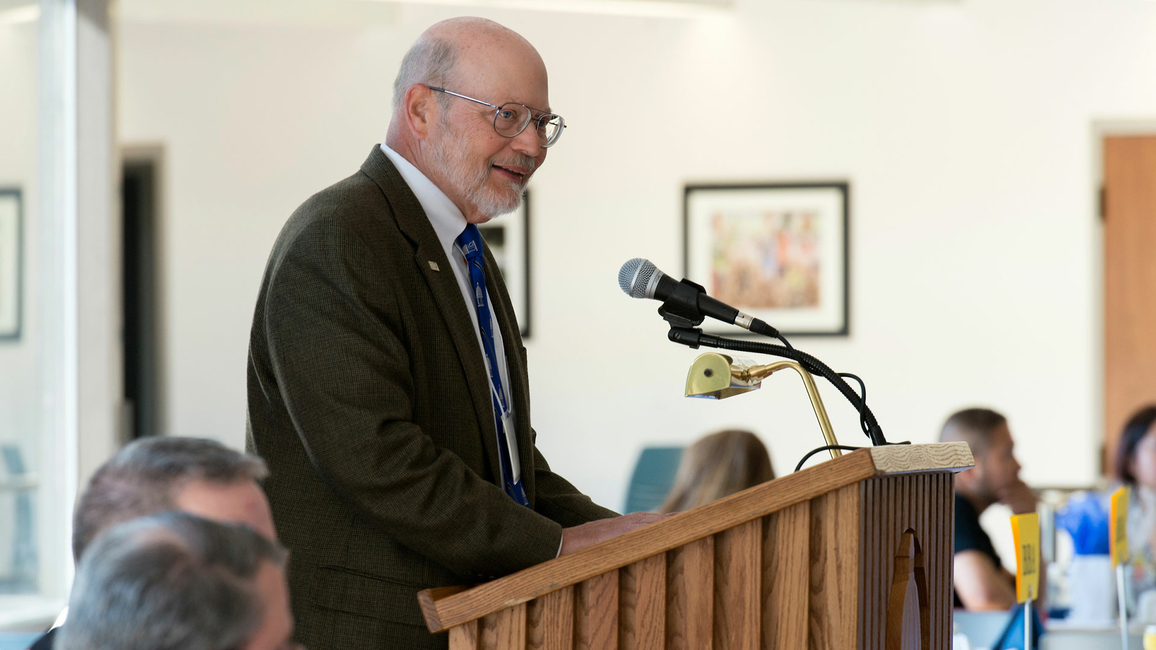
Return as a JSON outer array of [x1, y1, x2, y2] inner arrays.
[[75, 0, 122, 492], [38, 0, 119, 597]]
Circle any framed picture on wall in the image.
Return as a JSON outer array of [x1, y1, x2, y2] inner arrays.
[[684, 182, 849, 337], [479, 189, 531, 338], [0, 188, 21, 340]]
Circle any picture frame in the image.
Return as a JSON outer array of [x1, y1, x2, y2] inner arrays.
[[0, 189, 21, 341], [479, 189, 531, 338], [684, 182, 849, 337]]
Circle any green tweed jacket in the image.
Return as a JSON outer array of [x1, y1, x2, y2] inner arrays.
[[246, 146, 617, 650]]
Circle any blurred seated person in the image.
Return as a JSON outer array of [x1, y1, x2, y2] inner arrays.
[[1115, 404, 1156, 564], [73, 436, 277, 550], [56, 511, 296, 650], [940, 408, 1040, 611], [29, 437, 275, 650], [659, 429, 775, 513]]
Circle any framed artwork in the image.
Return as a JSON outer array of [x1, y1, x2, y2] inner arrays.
[[479, 189, 531, 338], [0, 189, 21, 340], [684, 182, 849, 337]]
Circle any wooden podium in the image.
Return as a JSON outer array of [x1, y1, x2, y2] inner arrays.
[[419, 442, 973, 650]]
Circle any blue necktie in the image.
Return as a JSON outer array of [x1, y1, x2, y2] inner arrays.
[[455, 224, 530, 507]]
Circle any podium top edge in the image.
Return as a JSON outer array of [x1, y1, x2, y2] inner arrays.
[[867, 441, 974, 475]]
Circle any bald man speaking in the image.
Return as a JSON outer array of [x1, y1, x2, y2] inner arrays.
[[246, 18, 662, 649]]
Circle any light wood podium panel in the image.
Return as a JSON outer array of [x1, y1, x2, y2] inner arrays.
[[419, 442, 973, 650]]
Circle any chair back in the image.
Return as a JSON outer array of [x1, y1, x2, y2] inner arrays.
[[623, 446, 683, 513]]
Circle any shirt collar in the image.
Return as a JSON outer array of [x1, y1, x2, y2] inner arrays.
[[380, 142, 467, 257]]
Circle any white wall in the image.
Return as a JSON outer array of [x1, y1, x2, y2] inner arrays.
[[0, 21, 39, 456], [117, 0, 1156, 512], [0, 18, 38, 584]]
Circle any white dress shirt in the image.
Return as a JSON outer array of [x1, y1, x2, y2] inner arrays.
[[380, 143, 522, 483]]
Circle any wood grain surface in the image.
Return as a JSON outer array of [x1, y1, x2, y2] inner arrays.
[[619, 555, 665, 650], [868, 442, 973, 476], [859, 472, 953, 650], [763, 501, 810, 649], [479, 604, 526, 650], [666, 537, 714, 650], [575, 571, 618, 650], [449, 619, 478, 650], [420, 448, 880, 632], [713, 520, 760, 650], [426, 449, 961, 650], [808, 485, 860, 649], [526, 587, 573, 650]]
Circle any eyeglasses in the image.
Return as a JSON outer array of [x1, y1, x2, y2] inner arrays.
[[427, 86, 566, 148]]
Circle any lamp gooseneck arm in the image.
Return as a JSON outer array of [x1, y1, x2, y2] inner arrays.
[[666, 325, 888, 446], [738, 361, 842, 459]]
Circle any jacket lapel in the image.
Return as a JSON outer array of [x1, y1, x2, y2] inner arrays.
[[359, 146, 505, 486]]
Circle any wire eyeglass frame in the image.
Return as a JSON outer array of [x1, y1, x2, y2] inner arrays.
[[426, 85, 566, 148]]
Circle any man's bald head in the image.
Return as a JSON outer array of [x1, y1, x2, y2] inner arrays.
[[387, 17, 551, 224], [391, 17, 544, 115]]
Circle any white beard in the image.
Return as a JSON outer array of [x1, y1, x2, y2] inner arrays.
[[428, 121, 531, 221]]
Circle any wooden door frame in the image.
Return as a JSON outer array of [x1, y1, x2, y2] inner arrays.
[[1092, 121, 1156, 476]]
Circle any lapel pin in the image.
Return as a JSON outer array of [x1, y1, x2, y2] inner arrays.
[[428, 261, 440, 271]]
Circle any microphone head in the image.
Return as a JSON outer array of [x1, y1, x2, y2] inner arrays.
[[618, 258, 663, 299]]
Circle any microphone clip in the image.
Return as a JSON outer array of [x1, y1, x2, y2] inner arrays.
[[656, 278, 710, 330], [666, 326, 721, 350]]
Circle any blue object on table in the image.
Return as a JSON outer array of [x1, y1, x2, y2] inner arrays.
[[991, 603, 1045, 650], [623, 446, 683, 513], [0, 633, 40, 650], [1056, 492, 1111, 555], [954, 610, 1012, 648]]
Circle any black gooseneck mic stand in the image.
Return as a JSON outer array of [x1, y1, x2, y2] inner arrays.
[[655, 278, 890, 447]]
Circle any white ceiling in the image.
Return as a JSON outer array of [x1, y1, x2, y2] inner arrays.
[[112, 0, 733, 25], [1, 0, 974, 28]]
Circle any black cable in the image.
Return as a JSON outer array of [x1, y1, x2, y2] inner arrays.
[[839, 372, 870, 438], [709, 335, 888, 446], [750, 319, 794, 350], [794, 439, 913, 472], [794, 445, 864, 472], [839, 373, 865, 403]]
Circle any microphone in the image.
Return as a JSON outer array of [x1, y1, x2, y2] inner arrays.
[[618, 258, 777, 336]]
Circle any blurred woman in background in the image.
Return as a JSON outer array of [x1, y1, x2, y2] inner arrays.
[[659, 429, 775, 513], [1116, 405, 1156, 565]]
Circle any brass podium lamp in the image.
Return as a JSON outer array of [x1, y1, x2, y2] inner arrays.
[[684, 352, 844, 460]]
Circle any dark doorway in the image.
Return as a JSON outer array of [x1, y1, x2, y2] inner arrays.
[[122, 152, 163, 439]]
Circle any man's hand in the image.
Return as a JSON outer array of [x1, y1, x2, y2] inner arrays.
[[560, 512, 670, 556], [998, 479, 1038, 515]]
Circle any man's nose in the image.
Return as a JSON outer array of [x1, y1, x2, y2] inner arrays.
[[510, 123, 542, 156]]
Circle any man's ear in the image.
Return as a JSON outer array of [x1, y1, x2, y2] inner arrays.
[[404, 84, 436, 141]]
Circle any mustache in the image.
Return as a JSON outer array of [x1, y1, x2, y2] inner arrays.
[[492, 155, 538, 175]]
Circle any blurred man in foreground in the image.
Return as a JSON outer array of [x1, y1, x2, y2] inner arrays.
[[941, 407, 1040, 610], [71, 436, 277, 554], [28, 437, 276, 650], [56, 512, 296, 650]]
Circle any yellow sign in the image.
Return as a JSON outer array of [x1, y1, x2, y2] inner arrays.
[[1111, 486, 1131, 567], [1010, 513, 1040, 603]]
